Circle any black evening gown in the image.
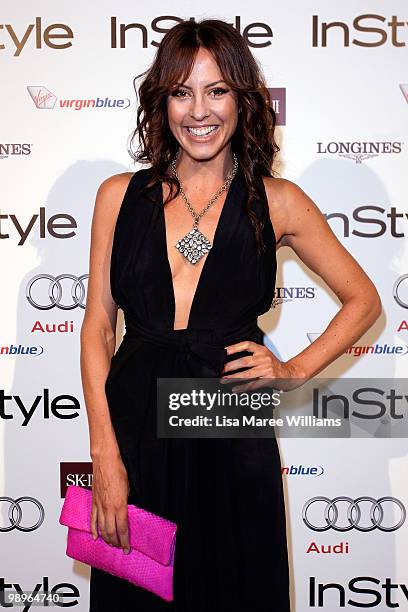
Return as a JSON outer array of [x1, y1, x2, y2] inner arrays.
[[88, 165, 291, 611]]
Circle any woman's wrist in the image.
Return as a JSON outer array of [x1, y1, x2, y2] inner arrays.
[[283, 356, 310, 382], [90, 431, 121, 460]]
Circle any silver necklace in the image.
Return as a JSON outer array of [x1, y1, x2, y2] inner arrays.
[[170, 152, 238, 265]]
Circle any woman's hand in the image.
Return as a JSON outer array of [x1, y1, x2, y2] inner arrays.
[[90, 450, 131, 554], [220, 340, 307, 392]]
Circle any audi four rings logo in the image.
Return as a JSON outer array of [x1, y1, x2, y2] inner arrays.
[[393, 274, 408, 309], [26, 274, 89, 310], [0, 496, 45, 531], [302, 496, 406, 532]]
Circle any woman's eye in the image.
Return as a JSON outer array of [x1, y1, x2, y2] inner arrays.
[[172, 89, 189, 98], [171, 87, 228, 98], [210, 88, 228, 96]]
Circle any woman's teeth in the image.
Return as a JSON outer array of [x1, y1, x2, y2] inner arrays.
[[186, 126, 219, 136]]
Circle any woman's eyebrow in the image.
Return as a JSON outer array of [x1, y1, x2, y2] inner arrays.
[[174, 80, 227, 89]]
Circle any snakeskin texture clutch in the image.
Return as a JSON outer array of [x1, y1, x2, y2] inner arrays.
[[59, 484, 177, 601]]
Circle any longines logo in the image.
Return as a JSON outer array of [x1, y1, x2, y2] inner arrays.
[[0, 16, 273, 56], [316, 141, 403, 164], [0, 144, 32, 159], [272, 286, 316, 307], [312, 14, 408, 47]]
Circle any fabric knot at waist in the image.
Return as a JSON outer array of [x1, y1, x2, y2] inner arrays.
[[122, 317, 263, 377]]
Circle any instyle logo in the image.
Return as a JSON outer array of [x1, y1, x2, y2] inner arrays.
[[272, 286, 316, 308], [0, 577, 80, 607], [345, 342, 408, 357], [281, 464, 324, 477], [0, 17, 73, 56], [0, 389, 80, 426], [26, 275, 88, 310], [316, 141, 403, 164], [0, 496, 45, 532], [27, 86, 130, 111], [325, 206, 408, 238], [0, 208, 77, 245], [303, 496, 406, 532], [0, 16, 274, 56], [312, 14, 408, 47], [60, 462, 93, 497], [393, 274, 408, 309], [309, 576, 408, 608], [0, 344, 44, 357], [312, 385, 408, 421], [0, 143, 32, 159], [110, 16, 273, 49]]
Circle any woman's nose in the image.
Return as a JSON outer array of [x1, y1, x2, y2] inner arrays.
[[189, 95, 210, 120]]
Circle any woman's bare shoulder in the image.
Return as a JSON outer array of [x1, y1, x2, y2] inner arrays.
[[262, 176, 321, 249], [261, 176, 294, 247], [93, 171, 136, 224], [97, 171, 135, 202]]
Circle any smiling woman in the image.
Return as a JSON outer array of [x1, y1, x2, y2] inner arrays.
[[80, 15, 381, 612]]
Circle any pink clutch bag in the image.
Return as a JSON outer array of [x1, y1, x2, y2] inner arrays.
[[59, 484, 177, 602]]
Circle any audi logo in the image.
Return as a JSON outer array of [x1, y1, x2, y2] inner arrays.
[[0, 496, 45, 532], [26, 274, 89, 310], [393, 274, 408, 309], [302, 496, 406, 532]]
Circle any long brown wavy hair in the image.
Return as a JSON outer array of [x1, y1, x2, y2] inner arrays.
[[128, 18, 280, 254]]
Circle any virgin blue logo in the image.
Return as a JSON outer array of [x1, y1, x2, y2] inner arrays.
[[27, 86, 130, 110], [282, 465, 324, 477], [345, 342, 408, 357], [0, 343, 44, 356]]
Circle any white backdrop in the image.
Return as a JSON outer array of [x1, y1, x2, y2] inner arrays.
[[1, 1, 408, 610]]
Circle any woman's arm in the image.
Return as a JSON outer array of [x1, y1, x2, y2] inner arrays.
[[81, 172, 133, 456], [266, 178, 383, 380], [221, 178, 382, 389], [80, 171, 133, 550]]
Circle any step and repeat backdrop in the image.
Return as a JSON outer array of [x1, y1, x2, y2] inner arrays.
[[1, 1, 408, 610]]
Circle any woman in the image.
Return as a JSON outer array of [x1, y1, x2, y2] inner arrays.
[[81, 18, 382, 612]]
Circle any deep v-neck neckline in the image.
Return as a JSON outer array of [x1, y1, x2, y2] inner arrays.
[[158, 167, 239, 331]]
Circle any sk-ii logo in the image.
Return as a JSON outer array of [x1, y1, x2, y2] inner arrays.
[[267, 88, 286, 126]]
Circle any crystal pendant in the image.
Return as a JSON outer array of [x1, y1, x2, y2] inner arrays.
[[175, 227, 212, 264]]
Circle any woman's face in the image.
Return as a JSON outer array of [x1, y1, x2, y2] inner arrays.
[[166, 47, 239, 163]]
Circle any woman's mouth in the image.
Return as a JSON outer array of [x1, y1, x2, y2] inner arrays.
[[184, 125, 220, 141]]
